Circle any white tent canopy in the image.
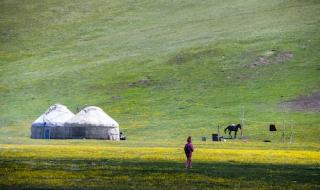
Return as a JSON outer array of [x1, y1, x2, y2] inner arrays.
[[32, 104, 75, 127], [65, 106, 120, 140], [65, 106, 119, 128]]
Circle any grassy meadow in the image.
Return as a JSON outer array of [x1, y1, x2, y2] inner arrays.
[[0, 144, 319, 189], [0, 0, 320, 189]]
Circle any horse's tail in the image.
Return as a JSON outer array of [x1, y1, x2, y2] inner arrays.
[[224, 127, 228, 134]]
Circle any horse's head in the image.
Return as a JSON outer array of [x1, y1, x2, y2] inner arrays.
[[237, 124, 242, 130]]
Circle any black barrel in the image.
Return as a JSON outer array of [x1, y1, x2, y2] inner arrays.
[[212, 133, 219, 141], [269, 124, 276, 131]]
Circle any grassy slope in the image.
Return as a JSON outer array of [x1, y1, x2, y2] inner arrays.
[[1, 0, 320, 150], [1, 0, 319, 144]]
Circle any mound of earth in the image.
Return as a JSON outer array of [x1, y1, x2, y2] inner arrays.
[[280, 92, 320, 112], [247, 50, 293, 68]]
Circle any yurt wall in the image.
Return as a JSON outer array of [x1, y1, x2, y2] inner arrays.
[[69, 127, 86, 139], [85, 126, 110, 139], [31, 126, 44, 139]]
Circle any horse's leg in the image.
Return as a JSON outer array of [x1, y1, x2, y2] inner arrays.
[[234, 130, 237, 139], [229, 130, 232, 138]]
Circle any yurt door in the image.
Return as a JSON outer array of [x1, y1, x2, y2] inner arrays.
[[44, 129, 50, 139]]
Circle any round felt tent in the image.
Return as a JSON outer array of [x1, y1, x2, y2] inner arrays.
[[64, 106, 120, 140], [31, 104, 75, 139]]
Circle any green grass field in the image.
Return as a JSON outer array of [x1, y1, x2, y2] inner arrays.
[[0, 0, 319, 189], [0, 144, 319, 189]]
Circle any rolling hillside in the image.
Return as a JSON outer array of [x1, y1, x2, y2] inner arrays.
[[0, 0, 319, 144]]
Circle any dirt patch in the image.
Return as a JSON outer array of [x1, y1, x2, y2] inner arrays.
[[276, 51, 294, 63], [111, 96, 121, 100], [280, 92, 320, 112], [169, 48, 218, 65], [128, 76, 153, 87], [247, 50, 293, 68]]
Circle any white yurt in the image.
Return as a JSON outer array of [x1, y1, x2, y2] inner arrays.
[[64, 106, 120, 140], [31, 104, 75, 139]]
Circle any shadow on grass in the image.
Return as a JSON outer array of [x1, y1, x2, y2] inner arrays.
[[0, 158, 319, 190]]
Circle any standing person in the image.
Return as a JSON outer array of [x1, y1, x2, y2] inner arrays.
[[184, 136, 194, 169]]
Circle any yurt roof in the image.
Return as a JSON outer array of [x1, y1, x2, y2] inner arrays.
[[32, 104, 75, 127], [65, 106, 119, 128]]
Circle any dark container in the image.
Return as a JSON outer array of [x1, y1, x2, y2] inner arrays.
[[212, 133, 219, 141], [269, 124, 276, 131]]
